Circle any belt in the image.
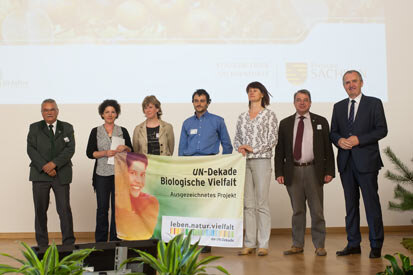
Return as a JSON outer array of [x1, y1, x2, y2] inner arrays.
[[293, 160, 315, 167]]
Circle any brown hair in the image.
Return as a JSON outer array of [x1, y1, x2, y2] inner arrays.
[[246, 81, 271, 108], [142, 95, 162, 119]]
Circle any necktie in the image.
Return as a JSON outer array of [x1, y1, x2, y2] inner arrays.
[[348, 99, 356, 131], [49, 124, 55, 159], [293, 116, 305, 161]]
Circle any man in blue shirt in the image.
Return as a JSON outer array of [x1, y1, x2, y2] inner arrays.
[[178, 89, 233, 253], [179, 89, 233, 156]]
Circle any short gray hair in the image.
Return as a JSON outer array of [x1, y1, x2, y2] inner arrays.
[[41, 98, 58, 109], [293, 89, 311, 102], [342, 70, 363, 84]]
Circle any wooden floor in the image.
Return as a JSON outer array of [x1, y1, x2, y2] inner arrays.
[[1, 232, 412, 275]]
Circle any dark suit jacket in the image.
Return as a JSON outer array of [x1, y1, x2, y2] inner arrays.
[[275, 112, 335, 186], [27, 120, 75, 184], [330, 95, 387, 173]]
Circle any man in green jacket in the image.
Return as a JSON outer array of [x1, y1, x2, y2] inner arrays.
[[27, 99, 75, 247]]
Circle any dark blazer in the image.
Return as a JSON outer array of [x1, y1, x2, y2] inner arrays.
[[330, 95, 387, 173], [27, 120, 75, 184], [275, 112, 335, 186]]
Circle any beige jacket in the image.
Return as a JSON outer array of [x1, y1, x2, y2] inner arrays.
[[132, 120, 175, 155]]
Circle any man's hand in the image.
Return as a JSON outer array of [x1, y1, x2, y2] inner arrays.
[[338, 138, 352, 150], [47, 169, 57, 177], [324, 175, 333, 183], [238, 147, 246, 156], [276, 176, 285, 185], [347, 136, 359, 147], [42, 161, 56, 174]]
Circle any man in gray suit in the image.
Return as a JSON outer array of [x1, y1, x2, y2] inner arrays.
[[275, 90, 335, 256], [27, 99, 75, 247]]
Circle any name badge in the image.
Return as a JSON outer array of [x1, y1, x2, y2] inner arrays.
[[317, 124, 322, 130], [156, 133, 159, 138], [190, 129, 198, 135]]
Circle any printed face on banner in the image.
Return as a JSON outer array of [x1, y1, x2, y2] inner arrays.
[[128, 160, 146, 198]]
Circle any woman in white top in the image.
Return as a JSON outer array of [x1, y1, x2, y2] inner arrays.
[[234, 81, 278, 256]]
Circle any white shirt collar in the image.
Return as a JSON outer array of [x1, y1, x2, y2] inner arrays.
[[349, 93, 362, 104], [47, 121, 57, 133], [295, 112, 310, 119]]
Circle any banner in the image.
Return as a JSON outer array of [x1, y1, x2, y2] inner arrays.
[[114, 152, 246, 247]]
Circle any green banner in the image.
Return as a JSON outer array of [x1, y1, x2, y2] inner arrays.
[[115, 152, 245, 247]]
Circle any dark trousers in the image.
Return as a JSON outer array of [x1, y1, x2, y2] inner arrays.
[[32, 179, 75, 247], [95, 175, 118, 242], [340, 157, 384, 249]]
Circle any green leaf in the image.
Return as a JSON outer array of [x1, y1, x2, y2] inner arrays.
[[121, 230, 229, 275], [179, 242, 201, 268], [60, 248, 96, 265], [41, 242, 57, 274], [0, 252, 27, 265], [157, 240, 167, 267], [384, 254, 403, 274], [400, 253, 412, 271], [20, 242, 43, 271], [135, 250, 167, 273], [0, 264, 20, 274]]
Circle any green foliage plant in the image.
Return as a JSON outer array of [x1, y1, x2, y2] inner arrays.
[[383, 147, 413, 253], [383, 147, 413, 212], [401, 238, 413, 254], [121, 230, 230, 275], [377, 253, 413, 275], [0, 242, 95, 275]]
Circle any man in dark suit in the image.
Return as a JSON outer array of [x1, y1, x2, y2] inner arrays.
[[275, 89, 335, 256], [331, 70, 387, 258], [27, 99, 76, 247]]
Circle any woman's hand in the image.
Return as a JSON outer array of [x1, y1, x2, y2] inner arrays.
[[238, 145, 253, 156], [116, 145, 131, 152], [106, 150, 118, 157]]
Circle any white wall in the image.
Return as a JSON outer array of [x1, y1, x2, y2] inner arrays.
[[0, 1, 412, 233]]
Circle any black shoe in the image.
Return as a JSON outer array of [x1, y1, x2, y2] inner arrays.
[[369, 248, 381, 258], [336, 245, 361, 256], [201, 246, 211, 253]]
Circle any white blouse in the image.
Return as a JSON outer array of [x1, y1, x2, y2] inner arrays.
[[233, 108, 278, 159]]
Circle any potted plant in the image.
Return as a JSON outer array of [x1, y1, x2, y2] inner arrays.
[[0, 242, 96, 274], [384, 147, 413, 252], [121, 230, 230, 275], [377, 253, 413, 275]]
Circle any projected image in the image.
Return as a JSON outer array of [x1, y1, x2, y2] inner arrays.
[[0, 0, 386, 103]]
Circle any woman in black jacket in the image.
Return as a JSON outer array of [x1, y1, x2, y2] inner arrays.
[[86, 99, 132, 242]]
